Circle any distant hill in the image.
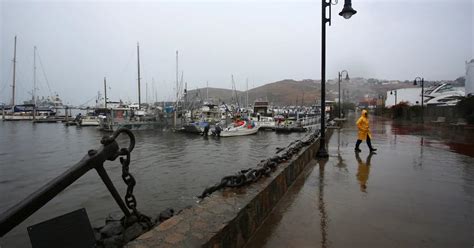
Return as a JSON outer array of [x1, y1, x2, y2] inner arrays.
[[247, 79, 321, 106], [188, 79, 322, 106]]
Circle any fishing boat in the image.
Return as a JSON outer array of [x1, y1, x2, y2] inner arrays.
[[98, 106, 163, 132], [182, 103, 221, 134]]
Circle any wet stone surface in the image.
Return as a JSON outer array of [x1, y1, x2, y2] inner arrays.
[[245, 116, 474, 248]]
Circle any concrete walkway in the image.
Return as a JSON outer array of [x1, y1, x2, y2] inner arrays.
[[246, 116, 474, 248]]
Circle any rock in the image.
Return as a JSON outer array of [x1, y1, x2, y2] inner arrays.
[[100, 221, 124, 237], [105, 212, 123, 224], [158, 208, 175, 222], [123, 222, 146, 242], [93, 228, 102, 241], [102, 236, 124, 248]]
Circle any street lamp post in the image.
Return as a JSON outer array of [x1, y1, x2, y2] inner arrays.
[[414, 77, 424, 123], [390, 90, 398, 105], [338, 70, 350, 119], [317, 0, 357, 158]]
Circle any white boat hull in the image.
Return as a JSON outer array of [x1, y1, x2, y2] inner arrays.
[[2, 115, 34, 121], [220, 123, 259, 137], [80, 119, 100, 126]]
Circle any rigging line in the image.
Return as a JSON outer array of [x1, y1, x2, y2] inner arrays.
[[78, 95, 98, 107], [36, 50, 53, 97], [121, 47, 136, 79], [0, 62, 13, 93]]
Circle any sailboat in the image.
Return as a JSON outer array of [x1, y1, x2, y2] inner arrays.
[[2, 37, 41, 121], [98, 43, 163, 131]]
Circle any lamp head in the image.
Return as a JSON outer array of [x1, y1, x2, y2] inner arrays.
[[413, 80, 417, 86], [339, 0, 357, 19]]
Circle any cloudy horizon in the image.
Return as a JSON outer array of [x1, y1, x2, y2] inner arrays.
[[1, 0, 472, 105]]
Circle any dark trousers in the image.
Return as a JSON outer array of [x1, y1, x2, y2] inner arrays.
[[356, 135, 373, 150]]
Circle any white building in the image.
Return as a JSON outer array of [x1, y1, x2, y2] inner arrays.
[[466, 59, 474, 96], [385, 88, 422, 108]]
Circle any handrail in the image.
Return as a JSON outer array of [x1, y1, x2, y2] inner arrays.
[[0, 128, 136, 237]]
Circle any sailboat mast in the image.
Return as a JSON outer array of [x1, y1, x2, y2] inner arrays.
[[174, 50, 178, 128], [12, 36, 17, 106], [152, 77, 157, 103], [104, 77, 107, 108], [246, 78, 249, 109], [32, 46, 37, 120], [176, 50, 179, 104], [137, 42, 141, 110], [33, 46, 37, 106]]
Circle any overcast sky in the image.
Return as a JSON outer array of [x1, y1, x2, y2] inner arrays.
[[0, 0, 472, 105]]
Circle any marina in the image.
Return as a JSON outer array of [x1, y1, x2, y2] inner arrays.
[[0, 120, 309, 248]]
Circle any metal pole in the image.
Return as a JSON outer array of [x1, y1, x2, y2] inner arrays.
[[338, 72, 341, 119], [421, 78, 424, 124], [65, 106, 69, 123], [317, 0, 330, 158]]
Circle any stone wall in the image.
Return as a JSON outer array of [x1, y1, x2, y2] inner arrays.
[[126, 130, 329, 248]]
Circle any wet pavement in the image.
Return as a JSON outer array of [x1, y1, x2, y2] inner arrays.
[[246, 116, 474, 248]]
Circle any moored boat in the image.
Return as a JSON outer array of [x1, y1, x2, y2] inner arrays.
[[219, 118, 259, 137]]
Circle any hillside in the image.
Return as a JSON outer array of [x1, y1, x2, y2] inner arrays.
[[188, 79, 323, 106]]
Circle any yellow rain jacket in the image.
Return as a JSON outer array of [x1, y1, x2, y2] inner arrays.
[[356, 110, 371, 140]]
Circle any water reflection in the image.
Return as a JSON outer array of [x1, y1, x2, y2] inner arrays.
[[390, 121, 474, 157], [355, 152, 373, 193], [317, 158, 329, 248], [335, 130, 348, 172]]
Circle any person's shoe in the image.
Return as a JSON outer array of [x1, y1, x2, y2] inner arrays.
[[370, 148, 377, 153], [355, 148, 362, 152]]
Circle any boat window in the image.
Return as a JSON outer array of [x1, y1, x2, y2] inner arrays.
[[437, 84, 453, 93]]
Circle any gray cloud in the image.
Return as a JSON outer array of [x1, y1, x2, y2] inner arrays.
[[1, 0, 472, 105]]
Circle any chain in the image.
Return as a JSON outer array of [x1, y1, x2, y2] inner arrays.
[[103, 128, 154, 228], [119, 147, 154, 228], [199, 130, 320, 199]]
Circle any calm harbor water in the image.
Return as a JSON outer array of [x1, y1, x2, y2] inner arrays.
[[0, 121, 307, 248]]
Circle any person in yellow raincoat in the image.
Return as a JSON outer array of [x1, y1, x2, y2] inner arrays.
[[355, 109, 377, 152]]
